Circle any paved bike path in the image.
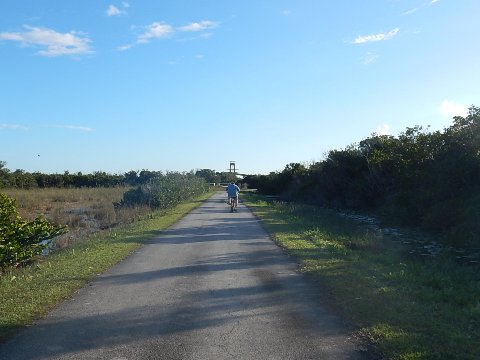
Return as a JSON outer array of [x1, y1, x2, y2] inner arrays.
[[0, 192, 368, 359]]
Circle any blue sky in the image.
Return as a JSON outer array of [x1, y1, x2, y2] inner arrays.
[[1, 1, 479, 175]]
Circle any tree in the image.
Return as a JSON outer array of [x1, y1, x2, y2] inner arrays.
[[124, 170, 139, 186], [195, 169, 219, 184], [218, 172, 238, 184], [0, 161, 10, 188]]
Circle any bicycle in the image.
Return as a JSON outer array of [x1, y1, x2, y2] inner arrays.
[[229, 196, 238, 212]]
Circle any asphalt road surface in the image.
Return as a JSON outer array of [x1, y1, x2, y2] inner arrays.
[[0, 192, 369, 360]]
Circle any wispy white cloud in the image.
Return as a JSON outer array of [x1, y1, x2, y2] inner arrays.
[[48, 125, 93, 132], [376, 124, 391, 136], [66, 125, 93, 132], [107, 3, 129, 16], [440, 100, 468, 118], [353, 28, 399, 44], [362, 52, 379, 65], [119, 19, 218, 51], [198, 32, 213, 39], [107, 5, 122, 16], [282, 10, 292, 16], [137, 22, 174, 44], [118, 44, 133, 51], [401, 0, 438, 16], [0, 123, 28, 130], [0, 26, 92, 57], [402, 8, 418, 15], [178, 21, 218, 32]]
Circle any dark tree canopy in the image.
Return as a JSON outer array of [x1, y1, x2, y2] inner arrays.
[[251, 106, 480, 247]]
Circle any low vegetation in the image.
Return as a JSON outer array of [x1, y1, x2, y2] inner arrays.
[[243, 193, 479, 360]]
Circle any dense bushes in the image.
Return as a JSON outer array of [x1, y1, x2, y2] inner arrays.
[[117, 172, 208, 210], [0, 193, 66, 269], [249, 106, 480, 247]]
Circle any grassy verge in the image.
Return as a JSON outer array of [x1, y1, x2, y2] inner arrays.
[[0, 192, 212, 342], [242, 193, 479, 360]]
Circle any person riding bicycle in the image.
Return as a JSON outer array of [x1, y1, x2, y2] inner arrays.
[[226, 182, 240, 209]]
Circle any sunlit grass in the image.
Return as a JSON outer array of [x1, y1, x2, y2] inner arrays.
[[243, 193, 480, 360]]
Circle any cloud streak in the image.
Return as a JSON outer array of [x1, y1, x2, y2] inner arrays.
[[178, 21, 218, 32], [107, 5, 122, 16], [402, 0, 439, 16], [119, 20, 218, 51], [137, 22, 174, 44], [353, 28, 399, 44], [402, 8, 418, 15], [53, 125, 93, 132], [0, 124, 28, 130], [0, 26, 92, 57], [106, 3, 129, 17], [362, 51, 379, 65], [0, 123, 92, 131]]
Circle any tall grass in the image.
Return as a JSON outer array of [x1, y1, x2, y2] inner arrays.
[[2, 187, 153, 250], [243, 193, 480, 360]]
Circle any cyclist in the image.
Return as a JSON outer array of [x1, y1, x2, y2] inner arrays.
[[226, 182, 241, 211]]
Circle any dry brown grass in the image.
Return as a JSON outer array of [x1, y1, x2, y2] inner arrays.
[[2, 187, 153, 249]]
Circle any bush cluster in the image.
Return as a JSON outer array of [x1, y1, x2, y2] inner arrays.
[[117, 172, 208, 210], [245, 106, 480, 247]]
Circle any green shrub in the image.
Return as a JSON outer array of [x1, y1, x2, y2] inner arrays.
[[0, 193, 67, 269]]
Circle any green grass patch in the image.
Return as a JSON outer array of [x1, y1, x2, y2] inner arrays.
[[243, 193, 480, 360], [0, 192, 212, 342]]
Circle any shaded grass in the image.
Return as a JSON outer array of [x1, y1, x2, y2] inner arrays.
[[0, 192, 212, 342], [243, 193, 480, 360]]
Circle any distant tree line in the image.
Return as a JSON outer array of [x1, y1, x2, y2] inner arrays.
[[0, 165, 227, 189], [244, 106, 480, 248], [194, 169, 239, 184]]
